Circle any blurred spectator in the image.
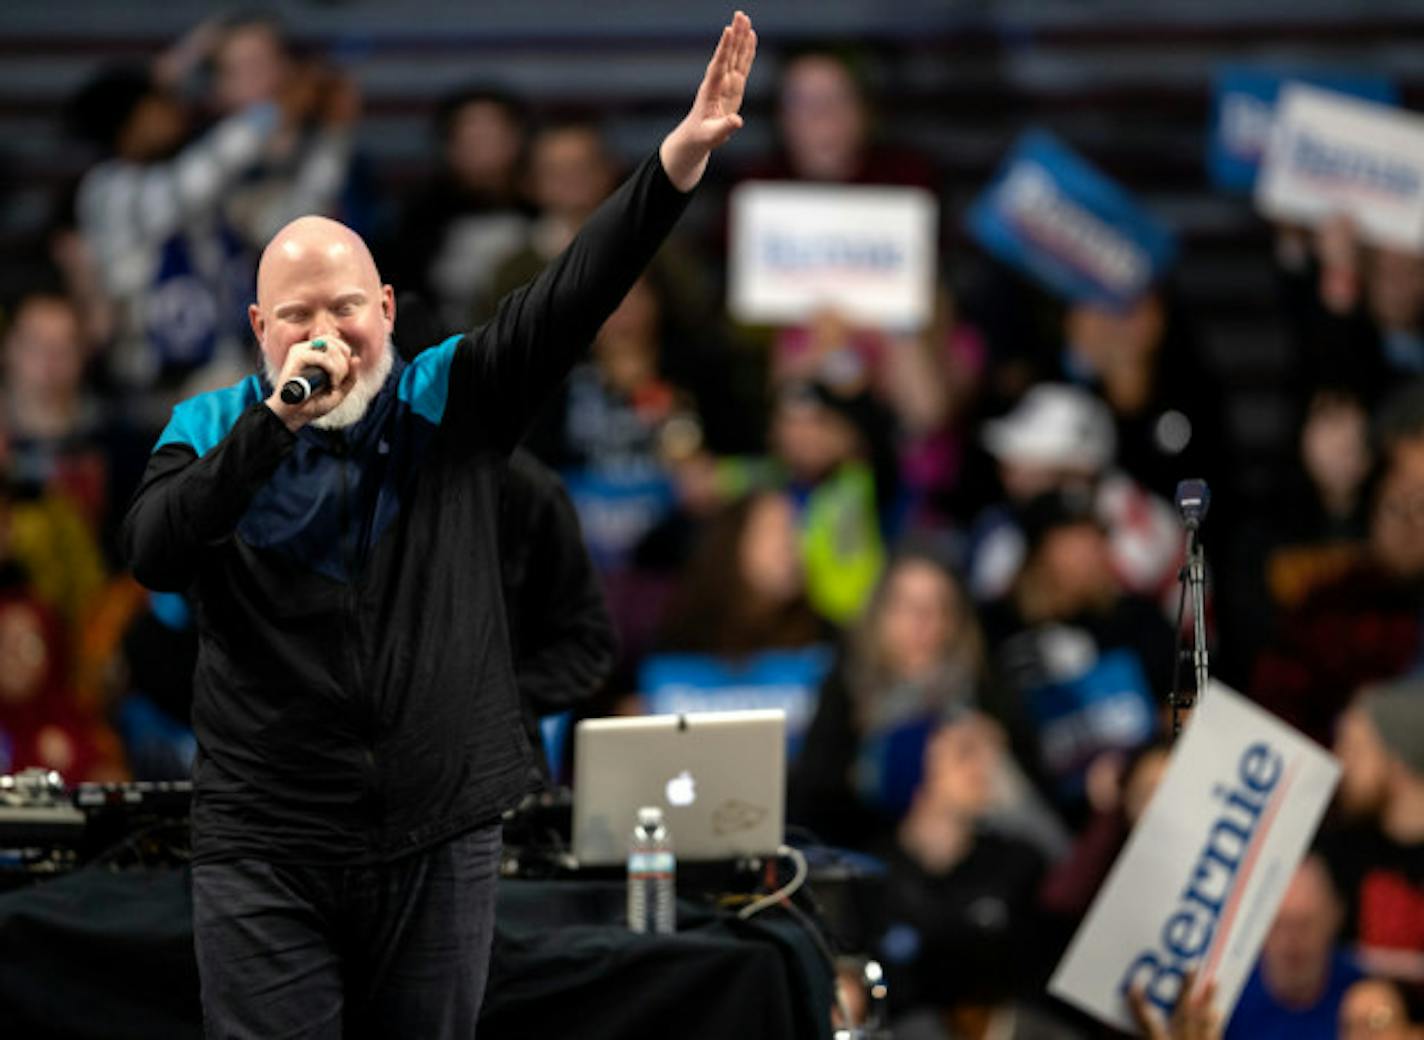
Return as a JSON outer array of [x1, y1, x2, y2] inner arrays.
[[70, 61, 283, 428], [1225, 855, 1363, 1040], [1320, 682, 1424, 983], [385, 86, 533, 331], [0, 590, 124, 781], [0, 479, 124, 781], [791, 546, 986, 848], [967, 383, 1183, 611], [655, 490, 826, 660], [771, 294, 988, 530], [210, 14, 289, 115], [979, 488, 1173, 821], [43, 193, 116, 355], [881, 294, 989, 527], [1270, 388, 1374, 593], [208, 13, 362, 246], [2, 289, 147, 555], [1279, 217, 1424, 408], [1369, 248, 1424, 379], [741, 45, 937, 191], [1040, 740, 1170, 941], [1337, 978, 1419, 1040], [525, 277, 710, 571], [1251, 403, 1424, 745], [0, 438, 107, 645], [793, 544, 1067, 859], [876, 714, 1047, 1032], [1058, 292, 1225, 505], [766, 380, 889, 624], [1223, 385, 1374, 686], [653, 382, 888, 629], [484, 118, 621, 307]]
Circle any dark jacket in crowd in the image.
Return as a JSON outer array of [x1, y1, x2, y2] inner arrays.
[[1251, 562, 1424, 747], [877, 829, 1047, 1015], [500, 448, 616, 783], [121, 152, 690, 865], [789, 656, 891, 851]]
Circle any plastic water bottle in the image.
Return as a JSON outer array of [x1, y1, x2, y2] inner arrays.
[[627, 805, 676, 934]]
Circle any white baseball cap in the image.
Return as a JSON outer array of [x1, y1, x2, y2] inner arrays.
[[982, 383, 1116, 471]]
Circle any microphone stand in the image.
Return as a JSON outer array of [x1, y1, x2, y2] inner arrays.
[[1170, 525, 1210, 740], [1187, 527, 1209, 708]]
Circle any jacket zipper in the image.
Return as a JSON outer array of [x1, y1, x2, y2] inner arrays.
[[331, 431, 381, 837]]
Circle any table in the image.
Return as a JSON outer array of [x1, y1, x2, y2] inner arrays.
[[0, 869, 833, 1039]]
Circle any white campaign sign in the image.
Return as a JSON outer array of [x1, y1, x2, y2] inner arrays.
[[1257, 84, 1424, 252], [1048, 681, 1340, 1033], [728, 182, 938, 329]]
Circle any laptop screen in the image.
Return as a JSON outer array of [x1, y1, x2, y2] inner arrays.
[[572, 710, 786, 867]]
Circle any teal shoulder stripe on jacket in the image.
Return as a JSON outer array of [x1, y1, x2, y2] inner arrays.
[[153, 375, 265, 457], [398, 334, 461, 424]]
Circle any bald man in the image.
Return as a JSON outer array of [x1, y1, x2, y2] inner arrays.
[[122, 14, 756, 1039]]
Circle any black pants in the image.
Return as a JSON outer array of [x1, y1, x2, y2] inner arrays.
[[192, 824, 502, 1040]]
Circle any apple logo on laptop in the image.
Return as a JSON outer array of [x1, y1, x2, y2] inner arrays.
[[665, 770, 696, 807]]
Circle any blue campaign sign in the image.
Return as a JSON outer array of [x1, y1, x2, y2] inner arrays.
[[561, 467, 677, 569], [639, 645, 834, 761], [965, 129, 1176, 306], [1025, 647, 1157, 800], [1209, 65, 1398, 194]]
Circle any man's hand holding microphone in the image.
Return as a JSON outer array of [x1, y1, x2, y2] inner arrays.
[[265, 336, 363, 432]]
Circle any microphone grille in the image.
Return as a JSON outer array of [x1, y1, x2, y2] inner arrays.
[[1174, 478, 1210, 525]]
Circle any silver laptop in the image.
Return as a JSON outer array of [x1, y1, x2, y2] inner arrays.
[[572, 709, 786, 867]]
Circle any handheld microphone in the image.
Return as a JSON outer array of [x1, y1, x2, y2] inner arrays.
[[1174, 478, 1210, 531], [280, 367, 330, 405]]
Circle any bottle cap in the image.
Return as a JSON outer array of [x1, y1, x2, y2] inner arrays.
[[637, 806, 663, 827]]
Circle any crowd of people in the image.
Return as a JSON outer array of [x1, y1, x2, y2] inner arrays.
[[1, 12, 1422, 1039]]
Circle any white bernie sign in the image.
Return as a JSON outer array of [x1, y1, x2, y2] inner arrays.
[[1049, 681, 1340, 1033], [1257, 84, 1424, 252], [728, 181, 938, 329]]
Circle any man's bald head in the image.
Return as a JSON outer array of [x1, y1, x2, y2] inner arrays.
[[255, 216, 383, 310]]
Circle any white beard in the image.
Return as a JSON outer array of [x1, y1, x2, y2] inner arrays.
[[266, 338, 395, 431]]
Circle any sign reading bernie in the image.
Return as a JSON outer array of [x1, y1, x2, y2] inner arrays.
[[1209, 65, 1397, 194], [728, 182, 938, 329], [1257, 84, 1424, 253], [1048, 682, 1339, 1033], [966, 129, 1176, 306]]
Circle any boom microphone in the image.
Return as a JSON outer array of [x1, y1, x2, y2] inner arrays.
[[280, 367, 330, 405]]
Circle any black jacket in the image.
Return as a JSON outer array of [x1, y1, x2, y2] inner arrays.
[[500, 448, 616, 784], [122, 152, 689, 865]]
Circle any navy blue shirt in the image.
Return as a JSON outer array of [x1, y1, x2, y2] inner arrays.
[[1224, 948, 1362, 1040]]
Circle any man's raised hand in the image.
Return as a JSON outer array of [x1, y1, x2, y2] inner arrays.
[[659, 11, 757, 192]]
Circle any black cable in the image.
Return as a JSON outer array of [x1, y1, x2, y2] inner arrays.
[[88, 819, 191, 869]]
